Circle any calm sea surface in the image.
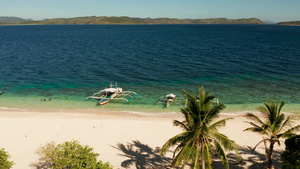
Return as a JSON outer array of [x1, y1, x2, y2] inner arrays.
[[0, 24, 300, 113]]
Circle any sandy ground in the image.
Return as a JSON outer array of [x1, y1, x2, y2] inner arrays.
[[0, 109, 299, 169]]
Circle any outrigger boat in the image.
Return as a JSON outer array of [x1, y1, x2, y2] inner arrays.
[[85, 83, 137, 105], [157, 93, 184, 107], [157, 94, 219, 108]]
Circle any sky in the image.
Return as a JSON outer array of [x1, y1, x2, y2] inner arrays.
[[1, 0, 300, 22]]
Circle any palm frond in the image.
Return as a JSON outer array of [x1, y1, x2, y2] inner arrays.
[[203, 143, 213, 169], [192, 144, 200, 169], [204, 103, 225, 124], [204, 96, 215, 105], [253, 139, 268, 150], [210, 131, 238, 151], [180, 108, 192, 125], [171, 139, 194, 167], [277, 101, 285, 115], [256, 106, 268, 116], [274, 114, 286, 132], [173, 120, 189, 131], [244, 121, 265, 133], [244, 126, 265, 134], [173, 143, 185, 158], [214, 140, 229, 169], [244, 112, 265, 126], [209, 118, 232, 130], [277, 116, 291, 133], [278, 124, 300, 139], [161, 131, 190, 155]]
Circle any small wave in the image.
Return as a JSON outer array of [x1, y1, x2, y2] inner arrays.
[[0, 107, 27, 111], [220, 111, 261, 116], [127, 111, 178, 117]]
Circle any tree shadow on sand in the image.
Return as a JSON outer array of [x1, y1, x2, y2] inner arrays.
[[113, 140, 173, 169], [213, 146, 282, 169], [114, 142, 283, 169]]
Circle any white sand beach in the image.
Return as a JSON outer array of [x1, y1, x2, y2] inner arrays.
[[0, 109, 299, 169]]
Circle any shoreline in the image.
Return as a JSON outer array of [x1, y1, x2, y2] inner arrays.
[[1, 91, 300, 114], [1, 102, 300, 115], [1, 109, 299, 169]]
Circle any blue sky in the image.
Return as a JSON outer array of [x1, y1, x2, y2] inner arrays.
[[1, 0, 299, 22]]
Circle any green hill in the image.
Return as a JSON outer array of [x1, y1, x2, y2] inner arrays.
[[41, 16, 264, 25], [277, 21, 300, 26], [0, 16, 265, 25]]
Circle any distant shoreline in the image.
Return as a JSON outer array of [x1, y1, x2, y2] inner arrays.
[[2, 16, 300, 26], [2, 23, 299, 27], [0, 16, 265, 25], [277, 21, 300, 26], [0, 23, 266, 26]]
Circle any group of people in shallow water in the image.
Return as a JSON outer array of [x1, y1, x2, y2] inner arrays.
[[41, 98, 51, 101], [0, 92, 52, 102], [0, 92, 52, 101]]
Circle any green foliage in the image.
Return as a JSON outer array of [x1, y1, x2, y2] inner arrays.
[[281, 135, 300, 169], [0, 148, 14, 169], [0, 16, 265, 25], [35, 140, 113, 169], [244, 100, 300, 169], [161, 86, 241, 169]]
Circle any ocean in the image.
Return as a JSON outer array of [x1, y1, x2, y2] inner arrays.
[[0, 24, 300, 113]]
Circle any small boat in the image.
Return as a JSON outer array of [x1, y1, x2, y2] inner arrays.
[[165, 94, 176, 107], [0, 91, 3, 95], [157, 93, 183, 107], [85, 83, 137, 105]]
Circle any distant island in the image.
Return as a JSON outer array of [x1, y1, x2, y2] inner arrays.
[[0, 16, 33, 23], [277, 21, 300, 26], [0, 16, 265, 25]]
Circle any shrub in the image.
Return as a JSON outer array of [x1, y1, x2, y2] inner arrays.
[[281, 135, 300, 169], [35, 140, 113, 169], [0, 148, 14, 169]]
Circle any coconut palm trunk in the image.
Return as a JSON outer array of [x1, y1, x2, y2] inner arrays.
[[268, 142, 274, 169]]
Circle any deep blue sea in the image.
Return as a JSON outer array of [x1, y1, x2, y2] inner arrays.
[[0, 24, 300, 113]]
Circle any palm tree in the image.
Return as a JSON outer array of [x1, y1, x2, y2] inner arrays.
[[161, 87, 241, 169], [244, 100, 300, 169]]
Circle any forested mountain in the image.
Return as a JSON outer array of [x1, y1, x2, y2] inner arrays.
[[0, 16, 265, 25]]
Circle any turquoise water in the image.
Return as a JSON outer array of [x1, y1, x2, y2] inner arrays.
[[0, 25, 300, 113], [1, 95, 300, 114]]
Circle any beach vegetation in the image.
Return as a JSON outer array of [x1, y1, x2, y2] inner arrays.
[[244, 100, 300, 169], [0, 148, 14, 169], [34, 140, 113, 169], [161, 86, 241, 169], [281, 135, 300, 169]]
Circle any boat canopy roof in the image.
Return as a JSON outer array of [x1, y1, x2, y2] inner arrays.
[[101, 88, 118, 93], [166, 94, 176, 98]]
